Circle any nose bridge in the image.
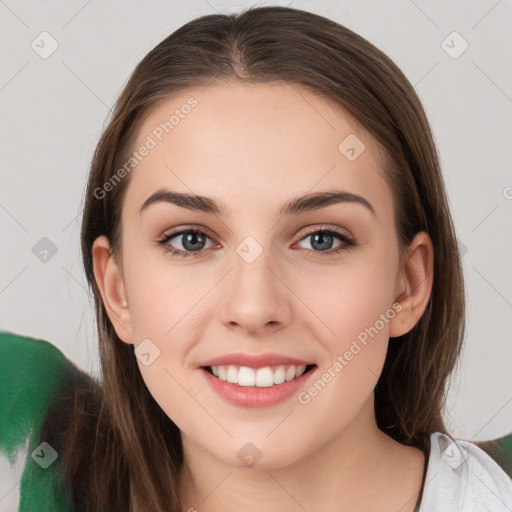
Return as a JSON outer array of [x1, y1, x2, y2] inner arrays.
[[231, 234, 278, 301], [218, 233, 291, 332]]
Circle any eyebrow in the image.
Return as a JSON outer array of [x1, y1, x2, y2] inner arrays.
[[139, 188, 376, 218]]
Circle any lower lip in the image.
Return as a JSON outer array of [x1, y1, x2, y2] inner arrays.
[[199, 366, 317, 408]]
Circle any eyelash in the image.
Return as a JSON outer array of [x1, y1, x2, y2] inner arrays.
[[156, 225, 357, 259]]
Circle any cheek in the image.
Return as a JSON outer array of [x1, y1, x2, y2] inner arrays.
[[136, 358, 195, 432], [291, 253, 397, 393], [295, 260, 397, 340], [294, 265, 395, 424], [124, 245, 209, 336]]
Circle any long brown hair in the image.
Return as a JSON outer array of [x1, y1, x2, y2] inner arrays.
[[41, 5, 465, 511]]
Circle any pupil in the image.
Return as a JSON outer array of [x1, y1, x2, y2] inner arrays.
[[312, 233, 332, 251], [183, 233, 204, 251]]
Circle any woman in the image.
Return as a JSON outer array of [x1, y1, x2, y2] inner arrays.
[[1, 5, 511, 511]]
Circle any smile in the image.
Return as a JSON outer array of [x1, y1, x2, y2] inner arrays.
[[200, 364, 317, 408], [205, 364, 315, 387]]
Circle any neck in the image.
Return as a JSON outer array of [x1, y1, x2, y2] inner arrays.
[[178, 395, 425, 512]]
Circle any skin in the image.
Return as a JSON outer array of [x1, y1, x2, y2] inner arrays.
[[92, 81, 434, 512]]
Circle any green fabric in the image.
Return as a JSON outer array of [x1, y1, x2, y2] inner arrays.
[[0, 329, 74, 511]]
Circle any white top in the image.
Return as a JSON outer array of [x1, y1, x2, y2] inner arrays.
[[419, 432, 512, 511]]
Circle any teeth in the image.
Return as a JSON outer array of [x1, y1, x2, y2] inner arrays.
[[227, 365, 241, 384], [239, 366, 256, 386], [208, 364, 308, 387], [285, 366, 296, 382], [256, 367, 274, 387], [218, 365, 227, 381]]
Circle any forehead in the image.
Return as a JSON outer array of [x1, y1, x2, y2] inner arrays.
[[124, 81, 391, 221]]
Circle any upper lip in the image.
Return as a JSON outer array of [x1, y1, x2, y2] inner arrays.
[[199, 352, 315, 369]]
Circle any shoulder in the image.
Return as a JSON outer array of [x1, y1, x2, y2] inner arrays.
[[419, 431, 512, 511]]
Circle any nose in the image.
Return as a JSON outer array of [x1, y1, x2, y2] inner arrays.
[[218, 245, 293, 336]]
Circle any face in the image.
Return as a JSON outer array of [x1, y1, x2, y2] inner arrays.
[[94, 81, 422, 469]]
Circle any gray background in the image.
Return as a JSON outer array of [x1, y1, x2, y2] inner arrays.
[[1, 0, 511, 441]]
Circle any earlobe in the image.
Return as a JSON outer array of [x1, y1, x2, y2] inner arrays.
[[92, 235, 134, 344], [389, 232, 434, 338]]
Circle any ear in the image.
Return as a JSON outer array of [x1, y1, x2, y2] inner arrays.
[[389, 231, 434, 338], [92, 235, 134, 345]]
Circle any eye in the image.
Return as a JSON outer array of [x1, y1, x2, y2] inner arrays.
[[157, 225, 357, 259], [294, 226, 356, 256], [157, 227, 218, 259]]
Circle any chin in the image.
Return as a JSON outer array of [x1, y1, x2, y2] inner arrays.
[[206, 436, 308, 470]]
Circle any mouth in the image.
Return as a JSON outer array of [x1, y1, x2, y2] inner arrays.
[[201, 363, 317, 387]]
